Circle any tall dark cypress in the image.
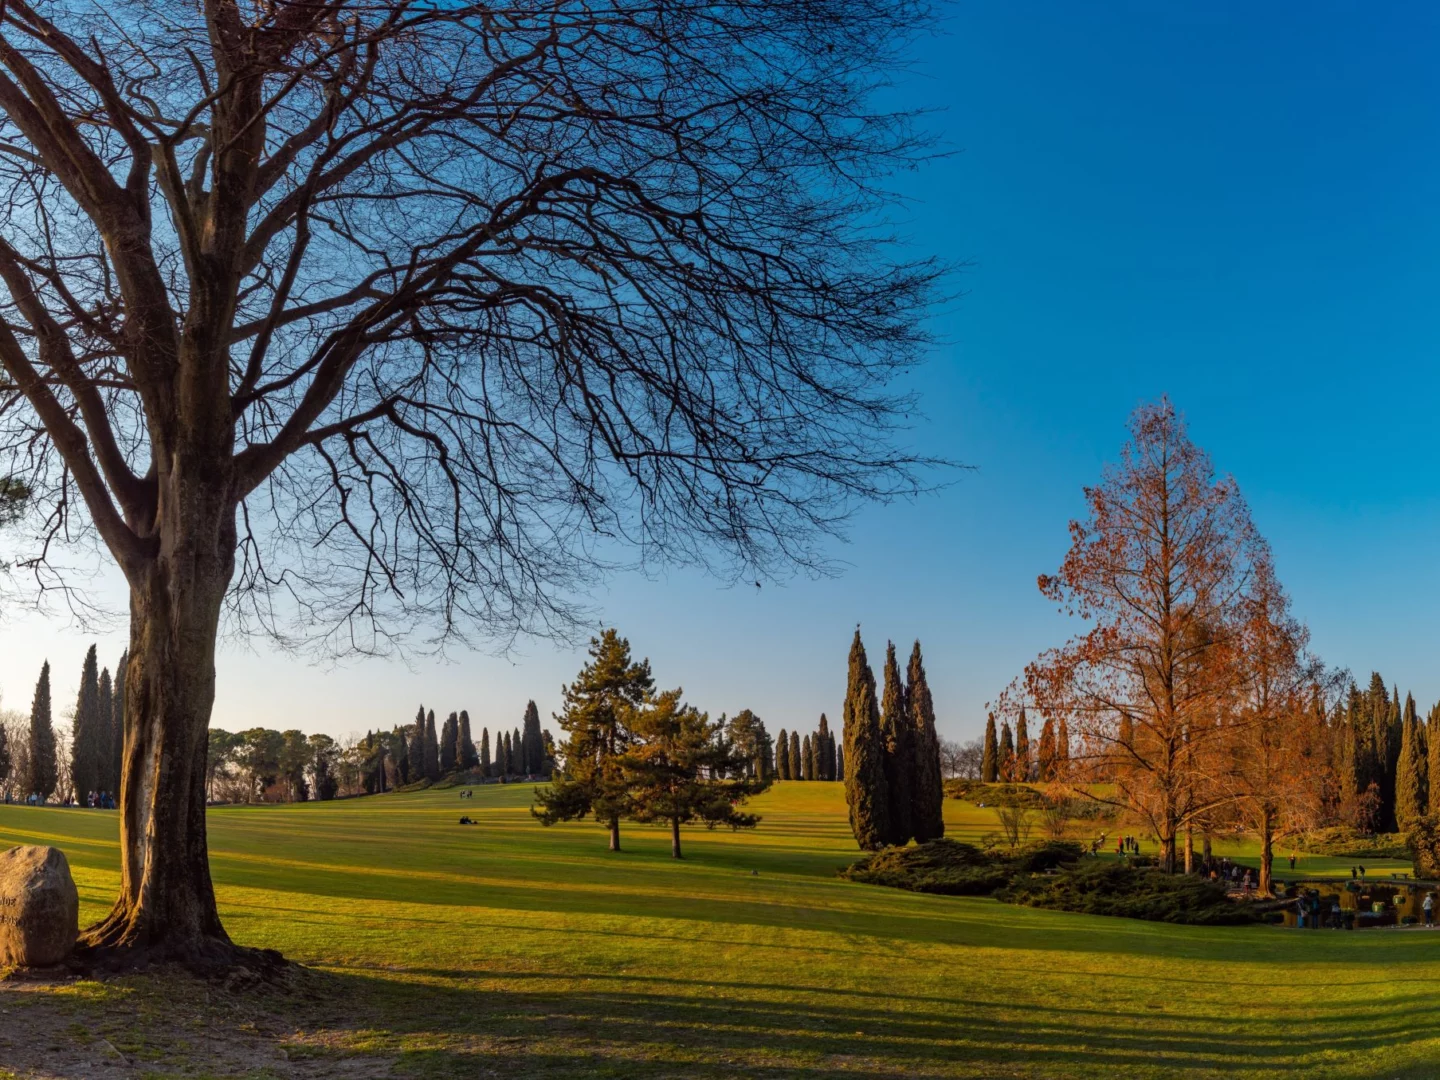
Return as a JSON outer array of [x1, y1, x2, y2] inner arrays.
[[440, 713, 458, 773], [789, 729, 801, 781], [395, 723, 411, 784], [110, 651, 127, 799], [836, 744, 845, 782], [1429, 703, 1440, 818], [801, 733, 814, 780], [776, 728, 790, 779], [27, 660, 56, 800], [1037, 717, 1056, 782], [504, 730, 516, 775], [72, 645, 101, 799], [522, 701, 543, 774], [512, 727, 523, 775], [879, 641, 913, 845], [1014, 707, 1031, 783], [424, 709, 440, 780], [1055, 716, 1070, 778], [480, 726, 492, 775], [1397, 693, 1427, 831], [999, 721, 1015, 783], [906, 641, 944, 842], [842, 629, 889, 850], [97, 668, 113, 795], [0, 722, 10, 793], [981, 713, 999, 783], [410, 706, 427, 781], [458, 710, 478, 770], [817, 715, 833, 780]]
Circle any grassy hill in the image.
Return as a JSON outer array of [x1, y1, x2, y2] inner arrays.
[[0, 782, 1435, 1078]]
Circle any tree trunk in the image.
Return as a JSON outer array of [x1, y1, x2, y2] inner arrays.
[[1183, 827, 1194, 874], [671, 817, 682, 859], [77, 468, 264, 972], [608, 815, 621, 852], [1202, 833, 1212, 862], [1259, 808, 1274, 897]]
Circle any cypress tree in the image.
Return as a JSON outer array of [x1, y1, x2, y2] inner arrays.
[[424, 709, 440, 780], [836, 744, 845, 782], [776, 728, 790, 779], [842, 629, 889, 850], [97, 668, 113, 795], [110, 651, 127, 799], [1055, 716, 1070, 778], [999, 721, 1015, 783], [27, 661, 56, 800], [1429, 703, 1440, 818], [72, 644, 101, 800], [395, 723, 411, 784], [789, 730, 801, 780], [981, 713, 999, 783], [458, 710, 478, 770], [480, 726, 492, 775], [440, 713, 458, 772], [1397, 693, 1427, 831], [495, 729, 509, 777], [879, 641, 913, 845], [512, 727, 523, 775], [522, 701, 543, 774], [802, 733, 814, 780], [817, 714, 833, 780], [0, 722, 9, 793], [1014, 707, 1031, 783], [906, 641, 944, 842], [409, 707, 427, 780], [1037, 717, 1057, 782]]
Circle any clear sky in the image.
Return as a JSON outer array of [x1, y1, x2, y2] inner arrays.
[[3, 2, 1440, 745]]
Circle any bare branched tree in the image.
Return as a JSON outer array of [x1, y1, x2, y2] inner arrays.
[[0, 0, 942, 967]]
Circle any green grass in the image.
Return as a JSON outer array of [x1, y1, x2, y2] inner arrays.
[[0, 783, 1436, 1078]]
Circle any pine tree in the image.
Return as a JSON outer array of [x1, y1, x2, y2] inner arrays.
[[1397, 693, 1427, 831], [906, 641, 944, 842], [789, 730, 801, 780], [532, 629, 654, 850], [26, 661, 56, 800], [999, 721, 1015, 783], [1014, 707, 1031, 783], [1037, 717, 1057, 782], [776, 728, 790, 779], [842, 629, 890, 850], [878, 641, 913, 845], [424, 709, 440, 780], [97, 668, 113, 795], [458, 710, 479, 770], [480, 726, 492, 776], [71, 645, 101, 800], [110, 651, 127, 799], [981, 713, 999, 783], [1055, 716, 1070, 778], [522, 701, 543, 774], [440, 713, 458, 773], [817, 715, 833, 780]]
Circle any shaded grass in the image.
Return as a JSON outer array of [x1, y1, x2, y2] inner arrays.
[[0, 783, 1436, 1078]]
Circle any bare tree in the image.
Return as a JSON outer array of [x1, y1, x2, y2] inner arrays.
[[941, 737, 982, 780], [993, 804, 1033, 851], [0, 0, 940, 967]]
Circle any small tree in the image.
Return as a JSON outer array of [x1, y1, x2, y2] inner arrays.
[[26, 661, 56, 801], [1037, 797, 1072, 841], [533, 630, 654, 850], [620, 690, 770, 858], [981, 713, 999, 783], [994, 805, 1034, 850]]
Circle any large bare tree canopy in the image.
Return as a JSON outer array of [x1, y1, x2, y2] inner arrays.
[[0, 0, 940, 967]]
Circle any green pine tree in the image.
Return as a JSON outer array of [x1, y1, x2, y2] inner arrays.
[[533, 629, 654, 850], [72, 644, 101, 799], [776, 728, 790, 779], [1397, 693, 1427, 831], [842, 629, 890, 850], [27, 660, 56, 800], [981, 713, 999, 783], [879, 641, 913, 845], [906, 641, 944, 842]]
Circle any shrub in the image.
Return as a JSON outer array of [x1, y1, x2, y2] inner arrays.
[[1303, 826, 1409, 860], [839, 838, 1082, 897], [1407, 815, 1440, 878], [943, 779, 1047, 808], [997, 861, 1257, 925]]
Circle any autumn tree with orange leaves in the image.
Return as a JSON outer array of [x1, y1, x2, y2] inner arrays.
[[1024, 400, 1267, 873]]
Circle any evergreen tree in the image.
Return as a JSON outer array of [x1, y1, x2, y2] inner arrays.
[[1037, 717, 1057, 782], [1055, 716, 1070, 777], [802, 733, 814, 780], [1429, 703, 1440, 819], [440, 713, 458, 773], [1397, 693, 1427, 831], [480, 726, 492, 775], [409, 707, 427, 781], [906, 641, 945, 842], [97, 668, 113, 794], [495, 729, 509, 777], [842, 629, 890, 850], [395, 723, 411, 785], [72, 644, 101, 799], [424, 709, 441, 781], [110, 651, 127, 799], [1014, 707, 1031, 783], [512, 727, 523, 774], [27, 660, 56, 800], [776, 728, 790, 779], [522, 701, 543, 774], [458, 710, 479, 770], [981, 713, 999, 783], [789, 730, 801, 780], [836, 744, 845, 782], [999, 721, 1015, 782], [878, 641, 913, 845], [0, 721, 9, 792], [533, 629, 654, 850], [817, 714, 833, 780]]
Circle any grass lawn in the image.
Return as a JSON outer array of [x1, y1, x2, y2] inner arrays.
[[0, 781, 1436, 1078]]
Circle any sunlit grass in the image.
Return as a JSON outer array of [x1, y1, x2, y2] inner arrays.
[[0, 782, 1434, 1078]]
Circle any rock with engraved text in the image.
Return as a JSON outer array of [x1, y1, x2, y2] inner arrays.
[[0, 846, 78, 967]]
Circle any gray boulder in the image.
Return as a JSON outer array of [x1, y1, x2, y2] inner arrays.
[[0, 845, 78, 967]]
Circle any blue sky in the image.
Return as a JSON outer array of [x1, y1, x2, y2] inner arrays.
[[4, 2, 1440, 743]]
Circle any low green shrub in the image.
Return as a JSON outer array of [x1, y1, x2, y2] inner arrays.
[[997, 861, 1257, 925], [840, 838, 1085, 896], [1302, 827, 1409, 859], [943, 780, 1048, 808]]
